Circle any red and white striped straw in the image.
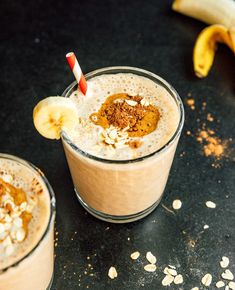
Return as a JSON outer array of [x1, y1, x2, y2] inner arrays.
[[66, 52, 88, 95]]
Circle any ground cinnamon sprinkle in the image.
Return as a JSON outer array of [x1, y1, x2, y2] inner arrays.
[[90, 93, 160, 138], [197, 130, 225, 159], [186, 98, 195, 110]]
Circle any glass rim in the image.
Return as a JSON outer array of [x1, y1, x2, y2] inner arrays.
[[0, 153, 56, 273], [61, 66, 185, 164]]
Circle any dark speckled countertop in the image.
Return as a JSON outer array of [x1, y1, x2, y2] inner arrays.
[[0, 0, 235, 289]]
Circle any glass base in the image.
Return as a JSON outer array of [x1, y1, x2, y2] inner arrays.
[[46, 272, 54, 290], [74, 189, 161, 223]]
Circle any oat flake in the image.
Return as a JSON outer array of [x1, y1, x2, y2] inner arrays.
[[130, 251, 140, 260], [164, 267, 177, 276], [146, 251, 156, 264], [216, 281, 225, 288], [144, 264, 157, 272], [162, 274, 174, 286], [221, 269, 234, 280], [228, 281, 235, 290], [172, 199, 182, 210], [220, 256, 229, 268], [108, 267, 118, 279], [201, 273, 212, 286], [174, 274, 183, 284], [205, 201, 216, 208]]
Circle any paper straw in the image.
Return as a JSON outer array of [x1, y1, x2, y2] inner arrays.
[[66, 52, 88, 95]]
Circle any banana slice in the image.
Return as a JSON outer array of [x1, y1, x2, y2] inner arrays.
[[193, 24, 234, 78], [33, 96, 78, 139]]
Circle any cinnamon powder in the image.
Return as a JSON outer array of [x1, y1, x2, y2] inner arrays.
[[197, 130, 225, 158], [90, 93, 160, 138]]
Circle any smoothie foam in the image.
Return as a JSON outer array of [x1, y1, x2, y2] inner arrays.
[[65, 73, 180, 160]]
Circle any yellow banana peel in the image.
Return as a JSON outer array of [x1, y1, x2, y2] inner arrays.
[[172, 0, 235, 78], [193, 24, 234, 78]]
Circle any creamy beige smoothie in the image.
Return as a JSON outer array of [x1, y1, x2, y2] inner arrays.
[[62, 67, 184, 222], [0, 154, 55, 290]]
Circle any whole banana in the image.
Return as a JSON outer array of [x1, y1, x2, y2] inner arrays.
[[172, 0, 235, 78]]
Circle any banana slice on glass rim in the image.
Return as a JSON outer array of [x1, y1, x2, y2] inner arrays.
[[33, 96, 78, 140]]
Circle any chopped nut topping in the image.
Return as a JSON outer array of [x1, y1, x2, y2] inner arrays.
[[140, 98, 150, 106], [125, 99, 138, 106]]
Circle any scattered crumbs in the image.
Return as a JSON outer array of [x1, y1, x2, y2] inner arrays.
[[220, 256, 229, 268], [203, 225, 209, 230], [205, 201, 216, 208], [186, 98, 195, 110], [207, 113, 214, 122], [144, 264, 157, 272], [186, 130, 191, 136], [130, 251, 140, 260], [127, 237, 130, 241], [197, 129, 226, 159], [87, 256, 90, 260], [179, 151, 186, 157], [221, 269, 234, 280], [201, 273, 212, 286], [105, 227, 110, 231], [108, 266, 118, 279], [172, 199, 182, 210]]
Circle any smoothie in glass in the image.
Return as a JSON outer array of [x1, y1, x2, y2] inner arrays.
[[61, 67, 184, 222], [0, 154, 56, 290]]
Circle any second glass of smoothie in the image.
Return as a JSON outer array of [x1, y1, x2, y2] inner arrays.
[[61, 67, 184, 223], [0, 154, 56, 290]]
